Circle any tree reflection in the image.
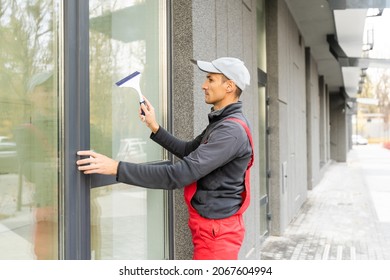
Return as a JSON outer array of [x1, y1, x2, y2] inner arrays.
[[0, 0, 58, 260]]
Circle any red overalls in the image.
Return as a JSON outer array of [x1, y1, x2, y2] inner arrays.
[[184, 118, 254, 260]]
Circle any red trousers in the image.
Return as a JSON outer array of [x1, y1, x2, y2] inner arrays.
[[34, 207, 57, 259], [185, 192, 245, 260]]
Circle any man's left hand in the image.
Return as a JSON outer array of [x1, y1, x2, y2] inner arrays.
[[76, 150, 119, 175]]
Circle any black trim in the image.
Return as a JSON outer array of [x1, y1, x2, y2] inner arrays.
[[327, 34, 390, 68], [327, 34, 350, 66], [257, 68, 267, 87], [63, 0, 90, 260]]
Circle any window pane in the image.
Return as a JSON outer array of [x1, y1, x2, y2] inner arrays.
[[0, 0, 60, 259], [89, 0, 167, 260]]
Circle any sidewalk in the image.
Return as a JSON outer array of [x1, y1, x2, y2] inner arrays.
[[259, 144, 390, 260]]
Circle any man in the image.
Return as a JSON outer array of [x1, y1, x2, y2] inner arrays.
[[77, 57, 254, 259], [15, 72, 58, 259]]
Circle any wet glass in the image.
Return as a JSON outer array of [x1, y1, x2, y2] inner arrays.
[[0, 0, 60, 259], [89, 0, 168, 259]]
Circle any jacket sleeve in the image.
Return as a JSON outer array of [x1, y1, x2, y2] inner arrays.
[[150, 126, 204, 159], [116, 121, 248, 190], [116, 159, 196, 190]]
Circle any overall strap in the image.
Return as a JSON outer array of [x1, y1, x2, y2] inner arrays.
[[225, 117, 254, 214], [225, 118, 254, 168]]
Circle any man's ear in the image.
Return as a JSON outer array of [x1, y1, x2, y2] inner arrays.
[[226, 80, 236, 93]]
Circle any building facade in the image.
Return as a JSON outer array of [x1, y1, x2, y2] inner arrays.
[[0, 0, 382, 260]]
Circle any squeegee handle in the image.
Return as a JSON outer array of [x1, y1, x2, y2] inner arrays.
[[140, 100, 145, 116]]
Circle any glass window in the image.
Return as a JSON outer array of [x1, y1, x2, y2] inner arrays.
[[0, 0, 60, 259], [89, 0, 168, 259]]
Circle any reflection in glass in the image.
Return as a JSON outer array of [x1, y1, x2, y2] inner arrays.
[[0, 0, 59, 259], [89, 0, 167, 259]]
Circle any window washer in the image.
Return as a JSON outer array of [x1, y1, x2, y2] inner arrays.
[[77, 57, 254, 260]]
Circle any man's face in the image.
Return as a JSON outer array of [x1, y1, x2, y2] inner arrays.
[[30, 83, 55, 116], [201, 73, 229, 109]]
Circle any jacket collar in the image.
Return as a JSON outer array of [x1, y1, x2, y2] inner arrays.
[[208, 101, 242, 123]]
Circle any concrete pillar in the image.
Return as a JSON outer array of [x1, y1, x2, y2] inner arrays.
[[171, 0, 194, 260], [329, 93, 348, 162]]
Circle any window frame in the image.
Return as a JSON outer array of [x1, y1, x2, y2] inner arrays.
[[61, 0, 91, 260], [60, 0, 173, 260]]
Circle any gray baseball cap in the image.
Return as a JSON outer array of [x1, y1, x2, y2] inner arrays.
[[192, 57, 250, 91], [27, 71, 53, 93]]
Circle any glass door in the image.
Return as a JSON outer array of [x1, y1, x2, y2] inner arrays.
[[0, 0, 61, 259], [88, 0, 168, 260]]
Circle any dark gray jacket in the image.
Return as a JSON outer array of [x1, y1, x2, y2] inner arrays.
[[116, 101, 252, 219]]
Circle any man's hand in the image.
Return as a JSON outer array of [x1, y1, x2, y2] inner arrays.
[[76, 150, 119, 175], [139, 96, 160, 134]]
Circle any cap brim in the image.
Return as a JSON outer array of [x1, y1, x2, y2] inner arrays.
[[28, 72, 53, 93], [191, 59, 221, 74]]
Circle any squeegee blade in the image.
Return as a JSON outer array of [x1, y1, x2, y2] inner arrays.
[[115, 71, 141, 87]]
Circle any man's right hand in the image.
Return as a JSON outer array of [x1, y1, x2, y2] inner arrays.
[[140, 96, 160, 134]]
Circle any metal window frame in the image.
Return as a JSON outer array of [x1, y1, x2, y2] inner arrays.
[[60, 0, 91, 260], [59, 0, 173, 260]]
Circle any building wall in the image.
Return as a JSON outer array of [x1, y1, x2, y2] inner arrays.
[[171, 0, 195, 261], [171, 0, 260, 259], [266, 0, 308, 235], [306, 49, 321, 189]]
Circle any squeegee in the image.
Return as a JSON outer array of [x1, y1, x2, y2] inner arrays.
[[115, 71, 145, 115]]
